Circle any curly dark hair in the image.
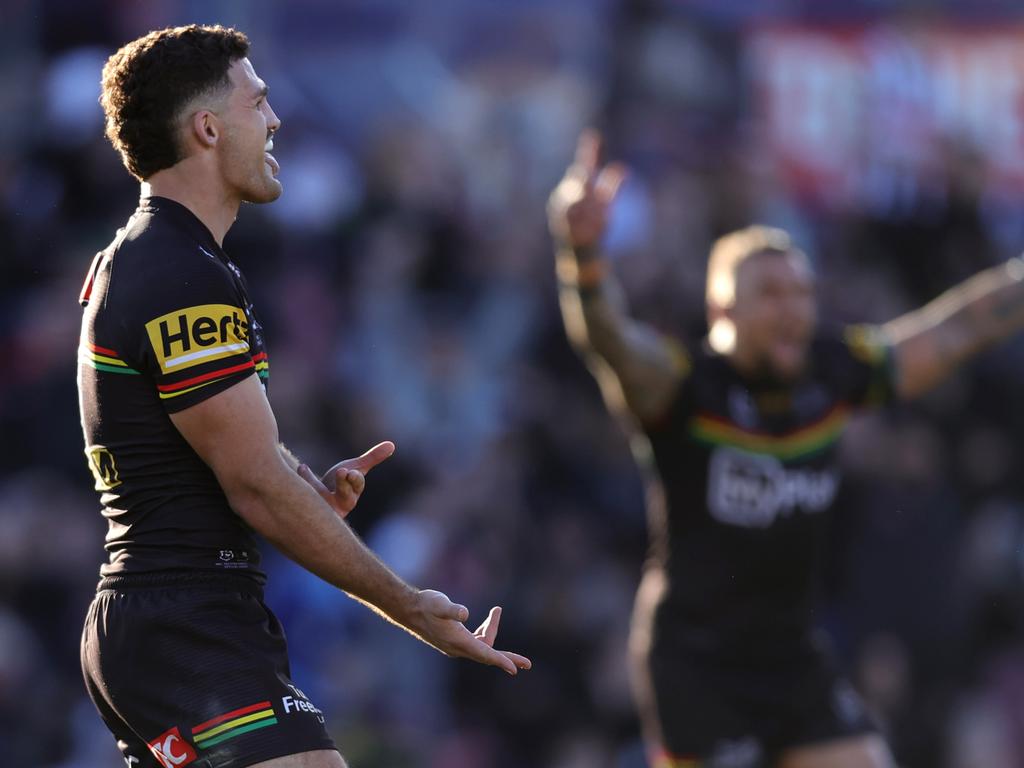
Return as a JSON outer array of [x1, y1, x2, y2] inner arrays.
[[100, 24, 250, 180]]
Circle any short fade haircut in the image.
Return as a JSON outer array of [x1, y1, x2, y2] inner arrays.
[[706, 225, 799, 307], [100, 24, 249, 180]]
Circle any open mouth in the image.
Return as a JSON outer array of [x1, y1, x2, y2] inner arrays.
[[264, 138, 279, 175]]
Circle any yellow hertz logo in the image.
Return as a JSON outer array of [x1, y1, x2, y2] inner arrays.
[[145, 304, 249, 374]]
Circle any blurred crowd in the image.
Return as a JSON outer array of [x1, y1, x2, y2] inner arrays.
[[4, 1, 1024, 766]]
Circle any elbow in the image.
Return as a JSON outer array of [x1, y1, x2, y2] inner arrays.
[[218, 461, 295, 537]]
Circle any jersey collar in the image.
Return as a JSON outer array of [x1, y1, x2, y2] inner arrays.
[[138, 196, 227, 259]]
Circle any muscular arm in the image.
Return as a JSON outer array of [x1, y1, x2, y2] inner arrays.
[[170, 374, 530, 673], [557, 246, 687, 423], [550, 132, 687, 424], [884, 257, 1024, 399], [173, 375, 418, 619]]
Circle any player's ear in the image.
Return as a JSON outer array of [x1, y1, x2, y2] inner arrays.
[[707, 302, 737, 354], [189, 110, 220, 148]]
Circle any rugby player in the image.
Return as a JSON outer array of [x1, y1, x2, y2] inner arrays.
[[79, 25, 529, 768], [548, 132, 1024, 768]]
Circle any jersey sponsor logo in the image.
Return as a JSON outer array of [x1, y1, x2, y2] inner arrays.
[[707, 447, 839, 528], [147, 727, 197, 767], [124, 757, 140, 767], [86, 446, 121, 490], [145, 304, 249, 374], [282, 683, 326, 724], [191, 700, 277, 750]]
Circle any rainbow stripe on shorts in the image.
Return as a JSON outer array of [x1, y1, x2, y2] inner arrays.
[[191, 701, 277, 749]]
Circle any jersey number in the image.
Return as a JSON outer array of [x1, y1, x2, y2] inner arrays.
[[87, 447, 122, 491]]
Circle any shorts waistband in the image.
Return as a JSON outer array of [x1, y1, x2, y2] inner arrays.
[[97, 570, 265, 596]]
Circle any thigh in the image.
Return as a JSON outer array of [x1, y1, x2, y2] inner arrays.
[[82, 584, 337, 768], [777, 734, 893, 768]]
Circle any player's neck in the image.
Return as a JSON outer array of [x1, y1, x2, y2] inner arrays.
[[141, 160, 240, 247]]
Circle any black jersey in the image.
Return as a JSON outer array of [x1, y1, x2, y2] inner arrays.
[[77, 197, 270, 579], [642, 330, 895, 661]]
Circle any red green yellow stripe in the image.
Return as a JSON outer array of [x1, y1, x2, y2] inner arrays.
[[79, 343, 140, 375], [689, 404, 850, 461], [157, 360, 254, 399], [192, 701, 277, 749], [253, 351, 269, 379]]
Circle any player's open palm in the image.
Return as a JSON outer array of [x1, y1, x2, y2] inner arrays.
[[297, 440, 395, 518], [413, 590, 532, 676], [548, 129, 627, 249]]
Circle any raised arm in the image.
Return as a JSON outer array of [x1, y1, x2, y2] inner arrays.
[[883, 257, 1024, 400], [548, 132, 688, 424], [170, 374, 531, 675]]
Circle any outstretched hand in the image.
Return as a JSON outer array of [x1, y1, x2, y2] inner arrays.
[[297, 441, 395, 518], [411, 590, 532, 676], [547, 129, 628, 250]]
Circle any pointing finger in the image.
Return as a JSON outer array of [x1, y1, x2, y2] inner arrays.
[[572, 129, 602, 188], [340, 441, 396, 475], [574, 129, 601, 172]]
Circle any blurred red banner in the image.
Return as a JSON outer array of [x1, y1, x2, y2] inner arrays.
[[746, 24, 1024, 206]]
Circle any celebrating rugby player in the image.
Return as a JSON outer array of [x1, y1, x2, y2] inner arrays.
[[79, 25, 529, 768], [549, 131, 1024, 768]]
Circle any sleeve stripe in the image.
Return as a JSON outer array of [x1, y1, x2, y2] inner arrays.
[[159, 377, 236, 400], [87, 342, 119, 356], [156, 360, 255, 393]]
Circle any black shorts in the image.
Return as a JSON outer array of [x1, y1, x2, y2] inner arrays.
[[640, 645, 876, 766], [630, 600, 876, 766], [80, 572, 337, 768]]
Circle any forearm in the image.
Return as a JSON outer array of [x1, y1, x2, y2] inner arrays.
[[557, 246, 631, 363], [228, 459, 418, 623], [886, 257, 1024, 397], [556, 246, 684, 422]]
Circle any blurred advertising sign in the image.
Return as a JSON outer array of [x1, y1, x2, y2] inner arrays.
[[746, 25, 1024, 205]]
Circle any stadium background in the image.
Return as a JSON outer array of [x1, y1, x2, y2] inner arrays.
[[4, 0, 1024, 765]]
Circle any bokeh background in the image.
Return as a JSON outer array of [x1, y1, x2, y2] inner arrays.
[[4, 0, 1024, 766]]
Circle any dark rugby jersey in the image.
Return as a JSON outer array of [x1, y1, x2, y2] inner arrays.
[[642, 330, 894, 660], [77, 197, 270, 578]]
